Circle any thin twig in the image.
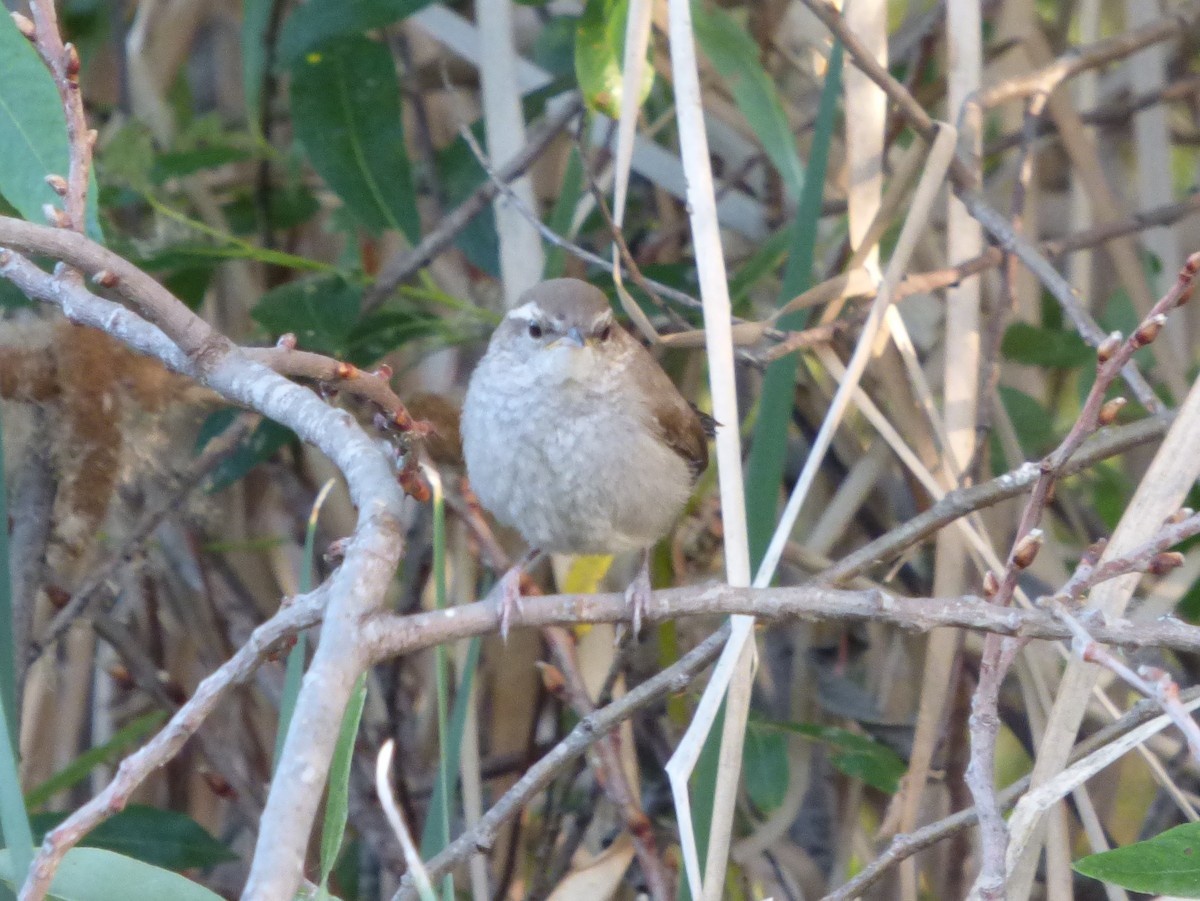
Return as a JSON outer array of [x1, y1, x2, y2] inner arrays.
[[363, 97, 584, 311]]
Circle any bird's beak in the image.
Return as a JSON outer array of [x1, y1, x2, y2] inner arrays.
[[560, 327, 586, 349]]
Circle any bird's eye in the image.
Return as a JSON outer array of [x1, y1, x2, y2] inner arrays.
[[528, 322, 543, 339], [598, 324, 612, 341]]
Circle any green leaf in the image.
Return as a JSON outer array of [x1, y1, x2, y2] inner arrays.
[[744, 40, 841, 572], [575, 0, 654, 118], [1075, 822, 1200, 896], [693, 3, 805, 199], [95, 121, 156, 194], [1090, 461, 1132, 532], [151, 146, 251, 183], [742, 726, 789, 812], [222, 185, 321, 234], [242, 0, 273, 137], [29, 807, 236, 872], [0, 15, 102, 240], [1000, 322, 1093, 368], [420, 638, 481, 862], [204, 418, 295, 493], [252, 276, 363, 356], [290, 36, 419, 240], [998, 385, 1056, 455], [26, 712, 167, 809], [0, 673, 30, 891], [533, 15, 579, 79], [318, 675, 368, 895], [542, 146, 584, 279], [754, 716, 906, 794], [346, 308, 444, 365], [0, 847, 224, 901], [435, 136, 498, 277], [0, 280, 32, 311], [278, 0, 433, 67]]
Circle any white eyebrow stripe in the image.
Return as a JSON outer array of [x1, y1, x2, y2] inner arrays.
[[506, 302, 543, 321]]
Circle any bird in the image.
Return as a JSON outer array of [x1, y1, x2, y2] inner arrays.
[[461, 278, 712, 638]]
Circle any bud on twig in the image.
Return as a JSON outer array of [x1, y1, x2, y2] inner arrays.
[[1131, 314, 1167, 349], [275, 332, 297, 350], [1098, 397, 1127, 426], [1096, 331, 1122, 363], [535, 661, 566, 695], [982, 571, 1000, 598], [107, 663, 134, 690], [64, 43, 80, 79], [1166, 507, 1195, 525], [374, 363, 393, 380], [44, 174, 68, 196], [42, 203, 68, 227], [1148, 551, 1185, 576], [200, 770, 236, 800], [91, 269, 119, 288], [334, 361, 358, 380], [11, 12, 35, 40], [1012, 529, 1044, 569]]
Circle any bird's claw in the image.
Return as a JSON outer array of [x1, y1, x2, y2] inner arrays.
[[496, 566, 525, 642], [624, 557, 652, 638]]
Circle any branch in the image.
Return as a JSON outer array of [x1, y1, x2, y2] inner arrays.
[[357, 581, 1200, 663], [979, 1, 1200, 107], [21, 587, 326, 896], [798, 0, 1165, 411], [389, 624, 732, 901], [22, 0, 92, 234], [1, 234, 407, 901]]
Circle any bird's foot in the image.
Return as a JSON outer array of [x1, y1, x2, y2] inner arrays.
[[496, 567, 524, 642], [495, 548, 540, 641], [624, 551, 653, 638]]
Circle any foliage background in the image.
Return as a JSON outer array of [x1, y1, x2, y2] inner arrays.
[[2, 0, 1200, 898]]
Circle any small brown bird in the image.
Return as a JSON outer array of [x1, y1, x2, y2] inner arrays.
[[461, 278, 712, 637]]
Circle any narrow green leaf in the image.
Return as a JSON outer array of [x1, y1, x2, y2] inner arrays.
[[0, 16, 102, 240], [26, 711, 167, 809], [742, 727, 788, 812], [318, 675, 368, 896], [0, 847, 224, 901], [277, 0, 434, 67], [542, 147, 585, 279], [692, 3, 805, 199], [242, 0, 274, 138], [29, 807, 237, 871], [0, 402, 15, 746], [0, 691, 31, 890], [754, 718, 905, 794], [676, 701, 724, 901], [575, 0, 654, 118], [1075, 822, 1200, 896], [425, 472, 454, 901], [998, 385, 1056, 455], [744, 40, 842, 572], [419, 638, 481, 861], [276, 480, 334, 773], [204, 419, 295, 493], [290, 36, 419, 241]]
